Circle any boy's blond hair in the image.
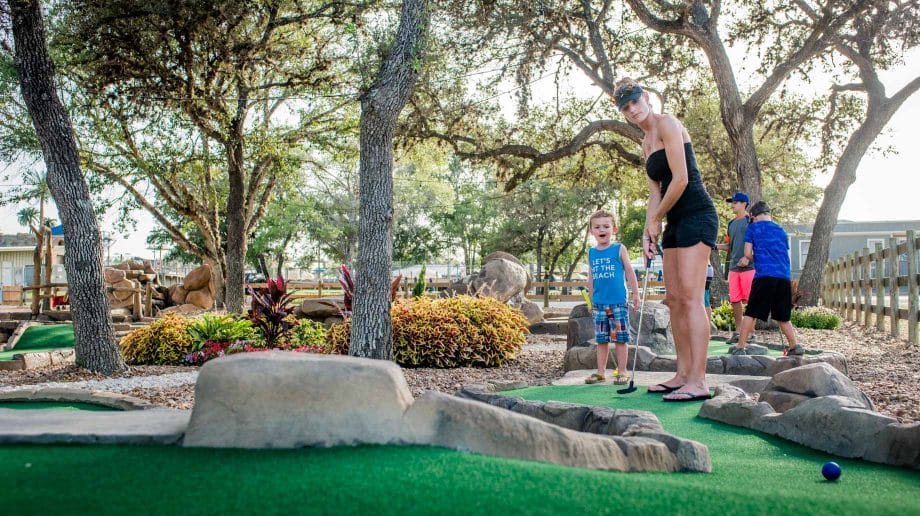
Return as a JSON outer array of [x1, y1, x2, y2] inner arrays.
[[589, 210, 617, 226]]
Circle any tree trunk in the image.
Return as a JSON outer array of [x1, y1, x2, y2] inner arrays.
[[10, 0, 124, 374], [706, 38, 763, 201], [350, 0, 429, 360], [223, 139, 247, 313], [797, 107, 901, 305], [709, 249, 728, 307]]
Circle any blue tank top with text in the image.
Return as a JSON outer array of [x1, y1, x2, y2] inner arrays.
[[589, 244, 627, 305]]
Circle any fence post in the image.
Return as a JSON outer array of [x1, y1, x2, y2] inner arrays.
[[888, 237, 900, 339], [543, 277, 550, 309], [845, 252, 855, 322], [833, 258, 843, 312], [875, 247, 885, 332], [861, 248, 871, 327], [906, 230, 918, 345]]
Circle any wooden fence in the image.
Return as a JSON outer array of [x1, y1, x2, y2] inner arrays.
[[246, 276, 668, 305], [822, 229, 919, 345]]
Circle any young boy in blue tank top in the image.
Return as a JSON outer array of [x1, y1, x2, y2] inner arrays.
[[585, 211, 641, 385]]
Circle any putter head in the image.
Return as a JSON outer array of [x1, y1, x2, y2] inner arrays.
[[617, 381, 637, 394]]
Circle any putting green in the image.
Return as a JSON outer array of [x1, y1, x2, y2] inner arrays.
[[0, 401, 116, 412], [0, 324, 73, 360], [0, 324, 74, 361], [1, 385, 917, 515]]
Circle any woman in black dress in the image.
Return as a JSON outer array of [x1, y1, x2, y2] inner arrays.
[[615, 78, 718, 402]]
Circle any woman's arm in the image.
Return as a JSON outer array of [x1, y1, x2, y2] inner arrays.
[[651, 116, 689, 221], [645, 176, 662, 257]]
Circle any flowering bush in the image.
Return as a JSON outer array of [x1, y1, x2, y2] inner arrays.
[[183, 339, 268, 365], [327, 295, 528, 367], [183, 338, 329, 365]]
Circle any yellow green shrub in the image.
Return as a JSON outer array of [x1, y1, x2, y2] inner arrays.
[[326, 295, 528, 367], [119, 313, 194, 365]]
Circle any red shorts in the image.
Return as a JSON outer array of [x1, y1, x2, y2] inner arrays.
[[728, 269, 755, 304]]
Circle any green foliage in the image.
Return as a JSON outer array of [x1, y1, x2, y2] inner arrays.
[[290, 319, 329, 351], [790, 306, 841, 330], [119, 313, 194, 366], [187, 314, 257, 351], [412, 264, 427, 298], [711, 302, 735, 331], [328, 295, 528, 367]]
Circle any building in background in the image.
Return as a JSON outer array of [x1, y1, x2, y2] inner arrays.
[[785, 220, 920, 279]]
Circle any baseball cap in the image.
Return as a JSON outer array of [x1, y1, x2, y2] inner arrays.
[[615, 84, 643, 109], [726, 192, 750, 204], [750, 201, 772, 217]]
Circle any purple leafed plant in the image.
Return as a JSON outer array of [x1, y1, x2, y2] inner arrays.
[[249, 276, 295, 348], [321, 264, 403, 319]]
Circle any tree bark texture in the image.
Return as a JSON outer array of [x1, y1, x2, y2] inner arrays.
[[9, 0, 125, 374], [351, 0, 428, 360]]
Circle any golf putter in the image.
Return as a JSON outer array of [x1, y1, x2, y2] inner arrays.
[[617, 245, 660, 395]]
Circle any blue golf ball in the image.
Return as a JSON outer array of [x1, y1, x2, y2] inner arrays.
[[822, 461, 842, 481]]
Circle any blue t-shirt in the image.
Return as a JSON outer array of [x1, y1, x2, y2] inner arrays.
[[744, 220, 790, 279], [589, 244, 627, 305]]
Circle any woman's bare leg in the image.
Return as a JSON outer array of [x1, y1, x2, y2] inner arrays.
[[662, 243, 712, 399], [648, 248, 690, 391]]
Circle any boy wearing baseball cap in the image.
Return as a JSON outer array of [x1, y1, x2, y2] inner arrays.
[[731, 201, 804, 356], [717, 192, 755, 342]]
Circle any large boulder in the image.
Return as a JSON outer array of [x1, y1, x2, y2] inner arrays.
[[168, 284, 188, 305], [563, 342, 656, 372], [183, 353, 414, 448], [299, 298, 343, 319], [508, 292, 543, 324], [752, 396, 897, 459], [764, 362, 872, 410], [103, 268, 126, 284], [628, 301, 675, 355], [109, 279, 135, 302], [185, 288, 214, 310], [403, 392, 632, 471], [183, 264, 213, 292], [446, 258, 528, 303], [566, 304, 595, 349]]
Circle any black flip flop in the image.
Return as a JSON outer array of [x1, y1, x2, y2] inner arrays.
[[661, 391, 713, 402], [647, 383, 683, 394]]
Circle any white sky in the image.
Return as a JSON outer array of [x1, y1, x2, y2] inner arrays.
[[1, 46, 918, 259]]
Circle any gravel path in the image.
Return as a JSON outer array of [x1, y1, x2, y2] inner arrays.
[[0, 372, 199, 393], [1, 321, 916, 422]]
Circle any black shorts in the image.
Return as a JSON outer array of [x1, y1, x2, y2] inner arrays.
[[662, 210, 718, 249], [744, 276, 793, 322]]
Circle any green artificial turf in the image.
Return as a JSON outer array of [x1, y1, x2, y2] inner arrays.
[[0, 324, 74, 361], [1, 385, 918, 515], [704, 339, 784, 357], [0, 401, 116, 412]]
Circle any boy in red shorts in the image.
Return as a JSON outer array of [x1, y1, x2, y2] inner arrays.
[[717, 192, 755, 342]]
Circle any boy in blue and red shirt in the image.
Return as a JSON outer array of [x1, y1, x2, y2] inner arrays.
[[731, 201, 804, 356], [584, 210, 640, 385]]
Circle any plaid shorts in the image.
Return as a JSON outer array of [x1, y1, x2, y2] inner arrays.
[[593, 304, 630, 344]]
